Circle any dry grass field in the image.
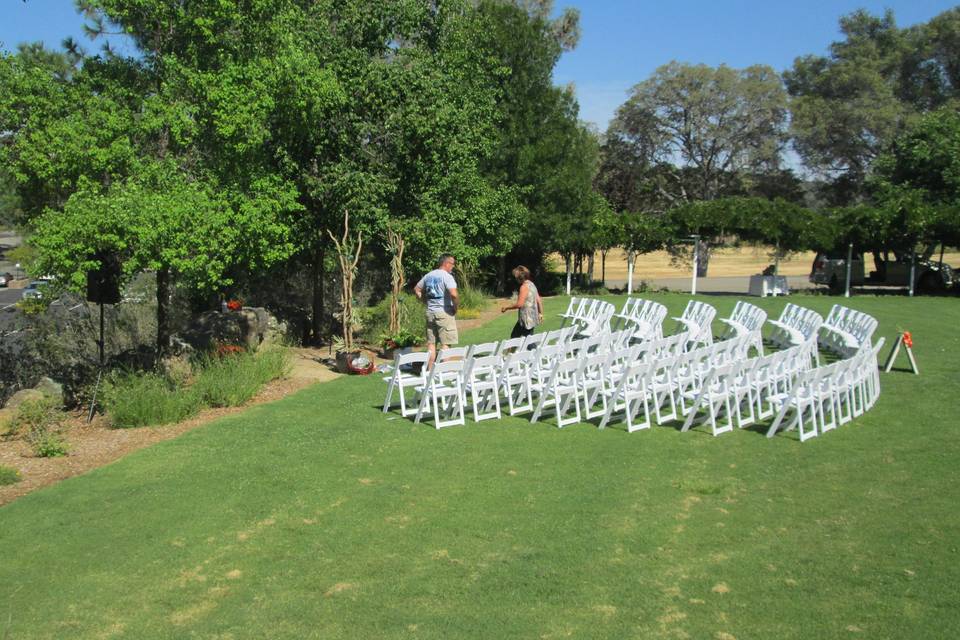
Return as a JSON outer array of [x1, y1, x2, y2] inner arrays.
[[557, 247, 960, 280]]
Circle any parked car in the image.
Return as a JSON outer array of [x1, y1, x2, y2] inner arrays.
[[0, 272, 13, 287], [810, 247, 955, 294], [21, 280, 51, 300]]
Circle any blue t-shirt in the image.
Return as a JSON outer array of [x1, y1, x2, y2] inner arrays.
[[417, 269, 458, 314]]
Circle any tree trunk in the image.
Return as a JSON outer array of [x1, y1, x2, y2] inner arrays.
[[697, 240, 710, 277], [587, 252, 595, 284], [156, 266, 170, 358], [498, 255, 508, 296], [311, 244, 325, 345], [565, 254, 572, 295], [601, 249, 607, 287], [626, 250, 635, 295]]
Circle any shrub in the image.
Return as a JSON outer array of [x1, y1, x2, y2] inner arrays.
[[457, 284, 489, 312], [13, 396, 69, 458], [192, 346, 292, 408], [28, 431, 70, 458], [0, 464, 21, 486], [356, 293, 424, 346], [102, 346, 292, 427], [102, 372, 202, 429]]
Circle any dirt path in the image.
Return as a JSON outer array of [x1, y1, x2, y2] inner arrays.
[[0, 302, 509, 507]]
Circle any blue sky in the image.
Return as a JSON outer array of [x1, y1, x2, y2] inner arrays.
[[3, 0, 958, 130]]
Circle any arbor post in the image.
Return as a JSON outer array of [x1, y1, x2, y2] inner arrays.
[[844, 242, 853, 298]]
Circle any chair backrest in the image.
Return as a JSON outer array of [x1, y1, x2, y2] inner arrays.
[[640, 301, 668, 326], [580, 352, 608, 382], [466, 341, 498, 359], [391, 350, 430, 381], [523, 332, 548, 353], [437, 346, 469, 362], [468, 354, 500, 383], [496, 336, 525, 356], [425, 358, 465, 388], [395, 350, 429, 368]]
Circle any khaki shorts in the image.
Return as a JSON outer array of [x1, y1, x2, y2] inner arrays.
[[426, 310, 458, 346]]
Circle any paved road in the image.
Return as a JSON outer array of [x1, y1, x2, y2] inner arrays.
[[603, 275, 817, 295], [0, 288, 21, 307]]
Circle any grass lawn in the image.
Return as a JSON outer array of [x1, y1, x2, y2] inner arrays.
[[1, 292, 959, 639]]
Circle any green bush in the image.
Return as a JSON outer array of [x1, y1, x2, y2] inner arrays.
[[103, 372, 203, 429], [29, 431, 70, 458], [11, 397, 70, 458], [457, 283, 489, 312], [103, 347, 293, 426], [357, 293, 424, 346], [0, 464, 21, 486], [192, 347, 292, 408]]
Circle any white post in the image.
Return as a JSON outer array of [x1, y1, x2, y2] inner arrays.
[[773, 240, 781, 297], [691, 239, 699, 296], [909, 251, 916, 297], [844, 242, 853, 298], [626, 250, 635, 295], [565, 254, 572, 296]]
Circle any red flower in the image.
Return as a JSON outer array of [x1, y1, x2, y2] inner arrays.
[[216, 343, 245, 357], [903, 331, 913, 348], [226, 299, 243, 311]]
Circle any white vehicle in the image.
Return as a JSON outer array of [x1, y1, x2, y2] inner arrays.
[[21, 280, 51, 300]]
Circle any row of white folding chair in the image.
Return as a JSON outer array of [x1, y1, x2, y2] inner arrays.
[[679, 340, 815, 436], [558, 296, 586, 324], [414, 332, 810, 434], [719, 301, 767, 355], [766, 337, 884, 442], [409, 328, 614, 428], [672, 300, 717, 350], [768, 304, 824, 351], [819, 304, 878, 357], [613, 298, 668, 340], [583, 334, 751, 433], [382, 328, 575, 420], [573, 300, 616, 338], [612, 298, 644, 331], [559, 297, 603, 329], [623, 300, 668, 341]]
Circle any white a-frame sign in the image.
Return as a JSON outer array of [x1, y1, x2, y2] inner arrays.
[[883, 331, 919, 375]]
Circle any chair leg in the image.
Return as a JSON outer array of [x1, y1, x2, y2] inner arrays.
[[383, 378, 396, 413]]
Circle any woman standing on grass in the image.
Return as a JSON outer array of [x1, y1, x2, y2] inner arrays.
[[500, 265, 543, 339]]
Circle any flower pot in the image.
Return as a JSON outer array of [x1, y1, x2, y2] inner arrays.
[[336, 350, 375, 375], [381, 345, 414, 361]]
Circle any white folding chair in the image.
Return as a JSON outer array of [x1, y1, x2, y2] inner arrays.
[[382, 351, 430, 417], [496, 349, 537, 416], [681, 363, 738, 436], [767, 367, 820, 442], [530, 357, 582, 427], [414, 360, 466, 429], [464, 355, 502, 422], [599, 360, 653, 432]]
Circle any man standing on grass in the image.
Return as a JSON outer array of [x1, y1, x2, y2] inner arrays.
[[415, 253, 459, 368]]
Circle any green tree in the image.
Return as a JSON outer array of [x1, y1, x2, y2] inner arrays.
[[785, 7, 960, 204], [614, 61, 788, 204], [471, 0, 593, 291]]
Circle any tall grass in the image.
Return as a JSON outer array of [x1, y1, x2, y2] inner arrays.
[[356, 293, 424, 344], [456, 283, 490, 319], [193, 347, 292, 408], [103, 347, 292, 428], [102, 372, 203, 429], [0, 464, 20, 486]]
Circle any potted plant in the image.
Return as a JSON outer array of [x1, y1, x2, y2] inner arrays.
[[333, 337, 375, 375], [379, 329, 420, 360]]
